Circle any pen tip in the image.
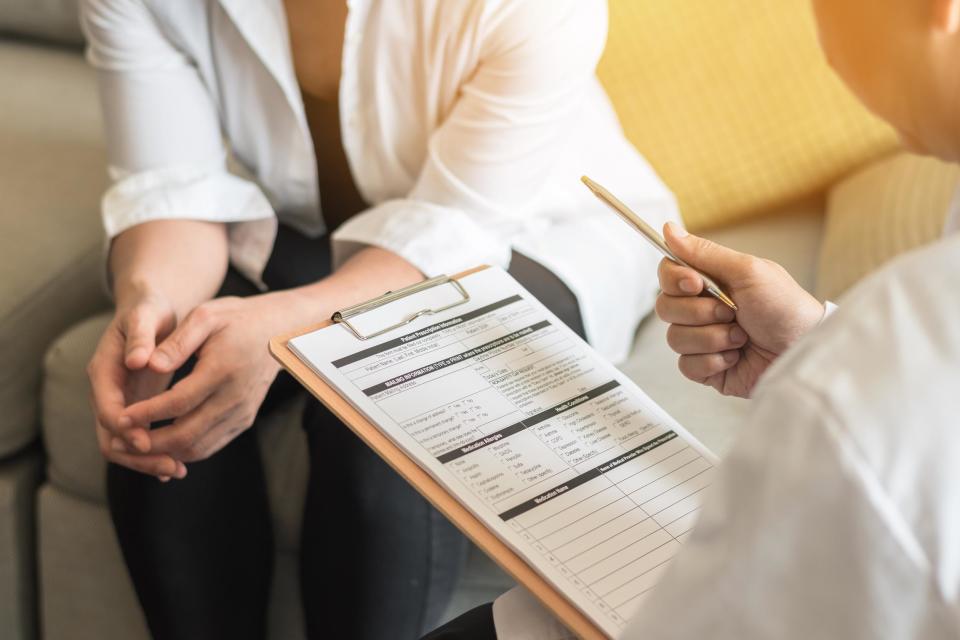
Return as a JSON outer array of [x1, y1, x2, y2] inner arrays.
[[718, 291, 738, 312], [581, 175, 599, 192]]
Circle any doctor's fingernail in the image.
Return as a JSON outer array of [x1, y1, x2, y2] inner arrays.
[[679, 278, 699, 294], [666, 222, 688, 238], [117, 415, 132, 429], [723, 350, 740, 364]]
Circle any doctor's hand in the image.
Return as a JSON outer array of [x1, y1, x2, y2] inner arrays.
[[116, 292, 297, 464], [655, 222, 825, 398], [88, 293, 186, 481]]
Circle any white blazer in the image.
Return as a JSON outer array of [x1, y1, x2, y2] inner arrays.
[[80, 0, 679, 362]]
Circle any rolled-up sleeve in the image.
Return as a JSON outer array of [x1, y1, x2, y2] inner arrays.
[[81, 0, 274, 241], [332, 0, 608, 276]]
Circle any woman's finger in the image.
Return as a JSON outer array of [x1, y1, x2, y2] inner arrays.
[[96, 422, 181, 478], [657, 258, 704, 297], [185, 409, 252, 464], [149, 304, 220, 373], [146, 390, 238, 460], [120, 359, 220, 430], [656, 293, 736, 326], [180, 424, 236, 465], [666, 323, 748, 355], [122, 304, 163, 369], [677, 351, 740, 383], [87, 334, 129, 435]]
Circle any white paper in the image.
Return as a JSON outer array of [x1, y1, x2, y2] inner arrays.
[[289, 267, 717, 638]]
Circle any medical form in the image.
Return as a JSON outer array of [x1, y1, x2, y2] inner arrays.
[[288, 267, 717, 638]]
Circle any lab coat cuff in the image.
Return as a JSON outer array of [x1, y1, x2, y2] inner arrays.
[[821, 301, 839, 324]]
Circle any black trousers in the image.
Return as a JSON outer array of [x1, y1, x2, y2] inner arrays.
[[421, 604, 496, 640], [107, 226, 585, 640]]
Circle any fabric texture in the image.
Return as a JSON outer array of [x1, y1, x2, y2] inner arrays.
[[0, 0, 84, 45], [79, 0, 679, 363], [422, 603, 496, 640], [816, 153, 960, 301], [38, 485, 154, 640], [597, 0, 898, 230], [0, 40, 110, 458], [0, 452, 43, 640]]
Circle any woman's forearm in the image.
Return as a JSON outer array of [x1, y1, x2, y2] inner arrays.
[[110, 219, 230, 318], [280, 246, 424, 325]]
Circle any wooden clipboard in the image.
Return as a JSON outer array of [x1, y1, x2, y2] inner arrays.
[[269, 266, 606, 640]]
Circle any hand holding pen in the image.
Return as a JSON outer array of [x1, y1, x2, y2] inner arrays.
[[655, 222, 825, 398], [581, 176, 826, 398]]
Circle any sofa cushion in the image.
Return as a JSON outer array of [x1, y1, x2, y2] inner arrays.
[[0, 0, 83, 46], [817, 153, 960, 301], [0, 451, 43, 640], [598, 0, 897, 231], [37, 484, 156, 640], [0, 40, 110, 457]]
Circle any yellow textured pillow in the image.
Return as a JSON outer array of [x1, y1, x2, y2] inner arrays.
[[597, 0, 898, 230], [816, 153, 959, 301]]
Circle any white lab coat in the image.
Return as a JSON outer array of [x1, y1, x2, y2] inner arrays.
[[79, 0, 679, 363], [496, 205, 960, 638]]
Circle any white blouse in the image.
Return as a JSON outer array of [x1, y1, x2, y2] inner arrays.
[[80, 0, 679, 362]]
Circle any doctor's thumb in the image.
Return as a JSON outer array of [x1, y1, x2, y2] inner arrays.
[[663, 222, 751, 281]]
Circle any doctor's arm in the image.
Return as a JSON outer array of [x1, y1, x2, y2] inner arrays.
[[621, 378, 922, 640]]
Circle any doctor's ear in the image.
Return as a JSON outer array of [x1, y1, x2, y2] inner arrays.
[[932, 0, 960, 33]]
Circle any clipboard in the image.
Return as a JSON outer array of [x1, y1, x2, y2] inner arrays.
[[269, 265, 607, 640]]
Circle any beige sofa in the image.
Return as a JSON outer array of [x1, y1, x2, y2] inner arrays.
[[0, 4, 921, 640]]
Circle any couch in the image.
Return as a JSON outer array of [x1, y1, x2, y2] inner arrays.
[[3, 1, 953, 639]]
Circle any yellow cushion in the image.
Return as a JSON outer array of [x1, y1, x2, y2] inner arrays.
[[816, 153, 959, 301], [597, 0, 898, 230]]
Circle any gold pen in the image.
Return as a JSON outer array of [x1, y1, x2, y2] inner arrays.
[[581, 176, 738, 312]]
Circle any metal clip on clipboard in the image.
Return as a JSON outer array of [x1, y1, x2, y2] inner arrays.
[[331, 275, 471, 341]]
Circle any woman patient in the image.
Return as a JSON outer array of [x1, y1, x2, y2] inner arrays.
[[80, 0, 677, 638]]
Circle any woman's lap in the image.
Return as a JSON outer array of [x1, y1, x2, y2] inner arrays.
[[107, 228, 585, 639]]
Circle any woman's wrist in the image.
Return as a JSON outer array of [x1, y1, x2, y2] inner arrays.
[[109, 219, 229, 319], [275, 246, 424, 328], [113, 274, 200, 325], [261, 286, 336, 331], [113, 275, 170, 313]]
